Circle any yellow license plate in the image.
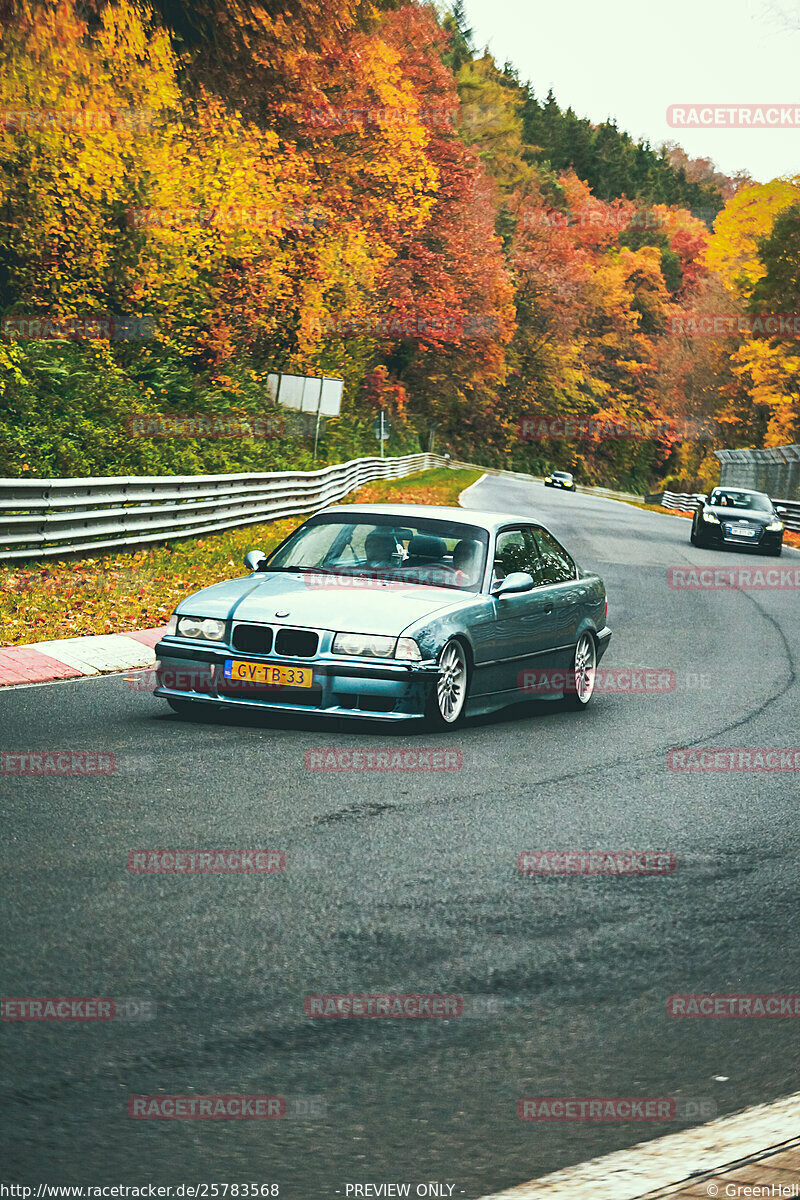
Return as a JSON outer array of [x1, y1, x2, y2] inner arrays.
[[223, 660, 314, 688]]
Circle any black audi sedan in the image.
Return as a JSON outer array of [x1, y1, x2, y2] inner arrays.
[[690, 487, 786, 556]]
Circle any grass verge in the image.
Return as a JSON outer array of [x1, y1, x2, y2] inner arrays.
[[0, 468, 481, 646]]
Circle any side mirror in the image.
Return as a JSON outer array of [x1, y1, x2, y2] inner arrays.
[[776, 506, 788, 516], [694, 493, 707, 503], [244, 550, 266, 572], [492, 571, 534, 597]]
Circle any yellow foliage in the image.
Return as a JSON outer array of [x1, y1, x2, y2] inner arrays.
[[705, 178, 800, 300]]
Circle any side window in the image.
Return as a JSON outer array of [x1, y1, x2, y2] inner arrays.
[[531, 528, 575, 584], [494, 529, 542, 584]]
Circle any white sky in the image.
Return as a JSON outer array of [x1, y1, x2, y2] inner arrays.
[[462, 0, 800, 184]]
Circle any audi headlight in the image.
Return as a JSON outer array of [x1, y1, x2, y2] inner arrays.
[[177, 615, 226, 641], [702, 511, 719, 524], [766, 519, 784, 532], [333, 632, 396, 658]]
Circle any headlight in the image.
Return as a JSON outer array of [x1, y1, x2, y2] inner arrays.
[[702, 511, 719, 524], [165, 613, 178, 636], [766, 519, 784, 532], [333, 632, 396, 658], [544, 476, 552, 482], [177, 615, 226, 641]]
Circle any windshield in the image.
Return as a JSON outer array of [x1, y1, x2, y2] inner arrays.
[[709, 489, 771, 511], [265, 514, 490, 592], [553, 472, 572, 480]]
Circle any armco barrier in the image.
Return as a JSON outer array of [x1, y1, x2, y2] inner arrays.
[[20, 457, 792, 565], [0, 455, 650, 563], [646, 490, 705, 513], [0, 453, 444, 561], [647, 490, 800, 532]]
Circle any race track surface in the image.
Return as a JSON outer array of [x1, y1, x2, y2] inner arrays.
[[2, 476, 798, 1197]]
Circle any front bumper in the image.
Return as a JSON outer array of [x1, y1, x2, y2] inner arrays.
[[152, 639, 439, 721], [699, 523, 782, 551], [596, 627, 612, 662]]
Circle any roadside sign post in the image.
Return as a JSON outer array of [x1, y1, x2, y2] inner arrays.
[[373, 410, 390, 458], [312, 376, 324, 462]]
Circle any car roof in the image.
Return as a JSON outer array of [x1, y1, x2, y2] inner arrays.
[[319, 502, 544, 533]]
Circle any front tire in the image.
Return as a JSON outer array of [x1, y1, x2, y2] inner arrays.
[[425, 638, 470, 729], [562, 632, 597, 711], [764, 543, 782, 557]]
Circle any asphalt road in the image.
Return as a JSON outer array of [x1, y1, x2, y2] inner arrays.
[[2, 475, 799, 1198]]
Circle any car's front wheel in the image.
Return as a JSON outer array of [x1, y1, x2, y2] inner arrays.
[[562, 632, 597, 711], [425, 638, 470, 729]]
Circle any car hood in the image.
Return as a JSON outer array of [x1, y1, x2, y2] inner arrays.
[[176, 572, 470, 635], [708, 506, 772, 523]]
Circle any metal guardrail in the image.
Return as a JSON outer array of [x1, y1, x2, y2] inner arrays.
[[9, 455, 793, 565], [648, 490, 800, 532], [0, 453, 445, 561], [646, 489, 704, 512]]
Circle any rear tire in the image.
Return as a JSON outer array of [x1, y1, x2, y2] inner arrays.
[[562, 632, 597, 711]]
